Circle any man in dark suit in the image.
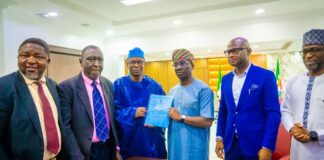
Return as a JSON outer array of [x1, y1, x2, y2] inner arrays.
[[0, 38, 63, 160], [58, 45, 122, 160], [215, 37, 281, 160]]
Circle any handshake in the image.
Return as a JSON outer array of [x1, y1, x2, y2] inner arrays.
[[290, 123, 317, 143]]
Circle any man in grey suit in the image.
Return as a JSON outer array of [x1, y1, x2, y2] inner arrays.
[[58, 45, 122, 160]]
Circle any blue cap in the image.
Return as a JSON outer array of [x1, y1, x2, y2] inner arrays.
[[303, 29, 324, 46], [127, 47, 145, 59]]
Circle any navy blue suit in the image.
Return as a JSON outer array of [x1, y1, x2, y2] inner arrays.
[[0, 71, 64, 160], [216, 64, 281, 157]]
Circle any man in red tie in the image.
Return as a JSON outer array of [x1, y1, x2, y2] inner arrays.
[[0, 38, 63, 160]]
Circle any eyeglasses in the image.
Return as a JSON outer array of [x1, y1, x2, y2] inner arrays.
[[172, 61, 190, 68], [86, 57, 103, 63], [224, 48, 248, 56], [299, 47, 324, 56], [127, 61, 145, 66]]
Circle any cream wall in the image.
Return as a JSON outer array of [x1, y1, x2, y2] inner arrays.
[[0, 13, 121, 80], [267, 52, 307, 89], [104, 15, 324, 57], [2, 6, 324, 80], [0, 9, 4, 75]]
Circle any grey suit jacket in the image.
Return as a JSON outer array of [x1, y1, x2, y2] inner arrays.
[[58, 73, 119, 160]]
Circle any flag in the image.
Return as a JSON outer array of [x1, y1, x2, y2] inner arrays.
[[275, 59, 282, 99], [217, 64, 222, 100]]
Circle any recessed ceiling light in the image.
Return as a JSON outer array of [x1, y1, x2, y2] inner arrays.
[[173, 20, 182, 25], [255, 8, 265, 15], [36, 12, 58, 18], [120, 0, 153, 6], [106, 30, 114, 36], [47, 12, 58, 17]]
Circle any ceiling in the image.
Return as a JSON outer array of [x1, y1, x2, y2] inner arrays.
[[2, 0, 324, 60]]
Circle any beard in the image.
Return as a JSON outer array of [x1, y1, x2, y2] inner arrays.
[[24, 71, 42, 80], [304, 60, 321, 72]]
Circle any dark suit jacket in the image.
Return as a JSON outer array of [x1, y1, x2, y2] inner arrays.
[[58, 73, 119, 160], [216, 64, 281, 156], [0, 71, 64, 160]]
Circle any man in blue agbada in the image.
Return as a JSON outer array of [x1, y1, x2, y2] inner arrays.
[[113, 47, 167, 160], [168, 48, 215, 160]]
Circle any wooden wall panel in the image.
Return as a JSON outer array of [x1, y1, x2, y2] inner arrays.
[[124, 54, 268, 93], [208, 54, 267, 92], [47, 53, 81, 83], [47, 45, 81, 83], [166, 61, 179, 92], [143, 61, 170, 92], [250, 54, 267, 68], [142, 59, 209, 93]]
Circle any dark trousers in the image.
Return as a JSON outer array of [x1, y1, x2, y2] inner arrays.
[[87, 138, 115, 160], [225, 135, 258, 160]]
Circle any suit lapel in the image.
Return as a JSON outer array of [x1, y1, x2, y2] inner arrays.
[[237, 64, 255, 109], [15, 71, 43, 139], [46, 78, 64, 133], [76, 74, 94, 123], [100, 77, 119, 144], [46, 79, 60, 114], [100, 77, 114, 123], [226, 73, 237, 109]]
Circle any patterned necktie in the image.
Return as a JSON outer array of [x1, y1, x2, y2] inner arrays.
[[37, 82, 60, 154], [302, 76, 315, 128], [92, 81, 109, 142]]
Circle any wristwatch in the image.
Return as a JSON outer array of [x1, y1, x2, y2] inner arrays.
[[310, 131, 319, 141], [180, 115, 187, 122]]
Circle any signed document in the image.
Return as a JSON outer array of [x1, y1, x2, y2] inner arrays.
[[145, 94, 173, 128]]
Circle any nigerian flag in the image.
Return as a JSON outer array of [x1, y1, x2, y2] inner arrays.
[[217, 64, 222, 99], [275, 59, 282, 99]]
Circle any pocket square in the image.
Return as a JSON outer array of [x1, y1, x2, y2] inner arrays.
[[250, 84, 259, 91]]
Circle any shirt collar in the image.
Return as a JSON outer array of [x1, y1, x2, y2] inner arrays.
[[233, 63, 251, 77], [82, 72, 100, 85], [20, 71, 46, 85]]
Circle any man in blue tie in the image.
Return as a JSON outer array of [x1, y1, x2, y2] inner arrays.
[[58, 45, 122, 160]]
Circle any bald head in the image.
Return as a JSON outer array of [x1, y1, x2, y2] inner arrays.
[[228, 37, 251, 50], [226, 37, 251, 69]]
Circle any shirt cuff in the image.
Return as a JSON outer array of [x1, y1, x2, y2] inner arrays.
[[216, 136, 223, 141], [262, 146, 272, 152]]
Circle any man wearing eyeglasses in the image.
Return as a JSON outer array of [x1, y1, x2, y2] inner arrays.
[[58, 45, 122, 160], [168, 48, 214, 160], [113, 47, 167, 160], [281, 29, 324, 160], [216, 37, 281, 160]]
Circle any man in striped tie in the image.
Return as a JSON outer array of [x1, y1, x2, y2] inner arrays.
[[58, 45, 122, 160]]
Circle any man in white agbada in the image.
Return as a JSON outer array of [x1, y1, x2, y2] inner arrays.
[[281, 29, 324, 160]]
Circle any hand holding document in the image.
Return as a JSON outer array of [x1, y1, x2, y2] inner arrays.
[[144, 94, 173, 128]]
